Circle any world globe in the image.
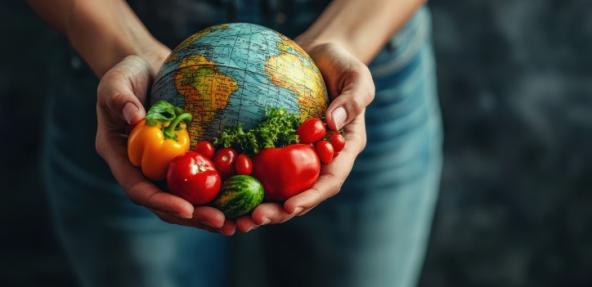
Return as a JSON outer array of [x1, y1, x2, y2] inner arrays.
[[150, 23, 329, 146]]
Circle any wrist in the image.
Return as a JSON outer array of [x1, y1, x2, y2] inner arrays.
[[296, 32, 371, 65], [64, 0, 170, 77], [137, 42, 171, 76], [296, 31, 348, 54]]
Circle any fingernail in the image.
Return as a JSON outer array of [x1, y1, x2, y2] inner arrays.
[[178, 204, 194, 219], [211, 221, 225, 229], [177, 209, 193, 220], [246, 225, 260, 232], [292, 207, 303, 215], [260, 218, 270, 225], [123, 102, 142, 125], [332, 106, 347, 130]]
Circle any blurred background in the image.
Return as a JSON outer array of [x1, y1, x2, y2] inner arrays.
[[1, 0, 591, 286]]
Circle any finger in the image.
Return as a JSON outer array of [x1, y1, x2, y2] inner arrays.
[[324, 109, 367, 158], [298, 206, 317, 216], [284, 138, 358, 214], [153, 210, 217, 232], [153, 209, 229, 234], [251, 203, 296, 225], [284, 113, 366, 215], [153, 210, 188, 226], [152, 206, 226, 230], [97, 56, 153, 126], [325, 69, 375, 130], [220, 220, 237, 236], [193, 206, 226, 229], [283, 174, 339, 215], [98, 85, 145, 126], [120, 170, 194, 219], [97, 132, 195, 219], [236, 216, 258, 233]]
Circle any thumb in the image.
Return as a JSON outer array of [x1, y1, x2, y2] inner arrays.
[[97, 56, 152, 126], [101, 86, 146, 126], [121, 101, 145, 126], [325, 70, 375, 130]]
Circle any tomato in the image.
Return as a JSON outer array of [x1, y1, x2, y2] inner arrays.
[[253, 144, 321, 201], [315, 141, 335, 164], [194, 140, 215, 159], [235, 154, 253, 175], [213, 147, 237, 179], [328, 132, 345, 153], [297, 118, 326, 144], [167, 151, 221, 205]]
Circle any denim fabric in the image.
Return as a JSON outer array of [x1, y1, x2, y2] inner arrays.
[[42, 2, 442, 287], [231, 9, 442, 287]]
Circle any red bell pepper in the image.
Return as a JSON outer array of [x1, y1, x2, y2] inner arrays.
[[252, 144, 321, 201]]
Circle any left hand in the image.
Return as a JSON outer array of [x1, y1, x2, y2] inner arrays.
[[234, 42, 375, 232]]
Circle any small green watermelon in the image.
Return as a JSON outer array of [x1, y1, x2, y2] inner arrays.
[[214, 175, 264, 218]]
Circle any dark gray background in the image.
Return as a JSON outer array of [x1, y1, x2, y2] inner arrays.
[[1, 0, 591, 286]]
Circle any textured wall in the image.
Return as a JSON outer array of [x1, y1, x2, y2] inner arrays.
[[422, 0, 592, 286], [1, 0, 591, 286], [0, 1, 76, 286]]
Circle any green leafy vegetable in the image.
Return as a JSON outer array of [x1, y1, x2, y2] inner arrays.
[[213, 108, 302, 155], [145, 100, 177, 126]]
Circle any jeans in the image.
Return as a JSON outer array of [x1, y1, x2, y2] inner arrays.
[[42, 4, 442, 287]]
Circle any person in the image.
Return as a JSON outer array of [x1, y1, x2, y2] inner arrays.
[[28, 0, 442, 286]]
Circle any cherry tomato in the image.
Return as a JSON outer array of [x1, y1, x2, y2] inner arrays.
[[235, 154, 253, 175], [213, 147, 237, 179], [167, 151, 221, 205], [329, 132, 346, 153], [315, 141, 335, 164], [297, 118, 326, 144], [194, 140, 215, 159]]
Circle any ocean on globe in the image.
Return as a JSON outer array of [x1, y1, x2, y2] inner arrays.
[[150, 23, 329, 146]]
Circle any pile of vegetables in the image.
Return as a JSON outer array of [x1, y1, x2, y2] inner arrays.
[[127, 100, 345, 219]]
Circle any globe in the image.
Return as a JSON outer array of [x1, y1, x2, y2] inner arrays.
[[150, 23, 329, 146]]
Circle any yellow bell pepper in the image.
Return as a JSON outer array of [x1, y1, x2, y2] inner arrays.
[[127, 100, 192, 181]]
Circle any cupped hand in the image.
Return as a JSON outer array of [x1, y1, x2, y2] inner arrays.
[[234, 43, 375, 232], [95, 55, 236, 235]]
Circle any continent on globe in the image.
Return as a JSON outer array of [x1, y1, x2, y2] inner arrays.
[[266, 36, 327, 121], [175, 55, 238, 138], [150, 23, 329, 146]]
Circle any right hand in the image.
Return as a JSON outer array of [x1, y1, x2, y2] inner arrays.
[[95, 55, 236, 235], [234, 43, 374, 232]]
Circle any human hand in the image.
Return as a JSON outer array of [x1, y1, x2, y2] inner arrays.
[[95, 55, 236, 235], [234, 43, 375, 232]]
